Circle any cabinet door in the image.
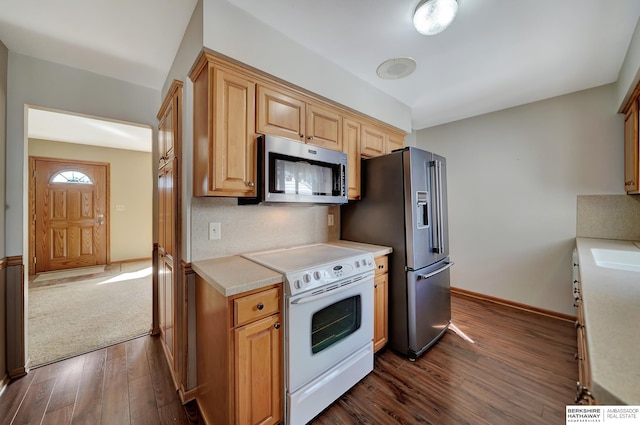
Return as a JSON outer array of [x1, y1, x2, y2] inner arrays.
[[212, 67, 258, 196], [361, 123, 386, 158], [257, 84, 306, 141], [624, 100, 639, 193], [161, 256, 175, 365], [306, 101, 342, 151], [343, 118, 361, 200], [373, 273, 388, 353], [386, 131, 404, 154], [235, 314, 282, 425]]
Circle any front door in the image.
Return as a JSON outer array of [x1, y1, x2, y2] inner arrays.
[[32, 158, 109, 273]]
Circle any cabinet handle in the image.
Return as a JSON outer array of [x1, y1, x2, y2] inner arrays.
[[299, 134, 304, 139], [257, 302, 264, 310], [378, 264, 384, 269], [274, 322, 281, 329], [374, 284, 378, 288], [247, 181, 255, 187], [307, 136, 313, 140], [574, 320, 584, 329]]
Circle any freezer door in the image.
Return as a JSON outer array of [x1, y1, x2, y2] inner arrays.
[[406, 259, 452, 359]]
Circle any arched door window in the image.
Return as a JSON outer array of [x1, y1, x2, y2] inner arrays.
[[51, 170, 93, 184]]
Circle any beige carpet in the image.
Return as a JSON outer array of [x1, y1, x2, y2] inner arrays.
[[28, 261, 152, 366]]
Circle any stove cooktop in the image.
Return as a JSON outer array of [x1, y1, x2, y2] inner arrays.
[[242, 243, 375, 296]]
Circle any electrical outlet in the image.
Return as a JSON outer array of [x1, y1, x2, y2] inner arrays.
[[209, 222, 221, 240], [328, 214, 334, 226]]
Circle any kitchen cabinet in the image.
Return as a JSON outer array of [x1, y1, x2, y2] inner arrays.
[[196, 276, 283, 425], [189, 51, 405, 199], [158, 91, 176, 169], [373, 255, 389, 352], [257, 83, 343, 151], [156, 80, 183, 394], [624, 97, 639, 194], [191, 56, 258, 197], [575, 297, 594, 404], [361, 122, 405, 158], [158, 158, 177, 367], [343, 118, 361, 200]]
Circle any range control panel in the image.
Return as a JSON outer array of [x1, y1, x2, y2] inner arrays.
[[285, 253, 375, 296]]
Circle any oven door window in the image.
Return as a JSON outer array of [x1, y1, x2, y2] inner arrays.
[[311, 295, 361, 354], [270, 153, 342, 196]]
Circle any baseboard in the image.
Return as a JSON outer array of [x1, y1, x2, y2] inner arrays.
[[451, 287, 576, 322], [112, 257, 152, 265], [178, 385, 197, 404]]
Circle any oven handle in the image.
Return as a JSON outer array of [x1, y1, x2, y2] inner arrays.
[[290, 274, 374, 305]]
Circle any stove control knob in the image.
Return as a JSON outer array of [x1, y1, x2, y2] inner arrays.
[[355, 260, 361, 268], [293, 279, 301, 289], [313, 271, 321, 280], [303, 273, 311, 284]]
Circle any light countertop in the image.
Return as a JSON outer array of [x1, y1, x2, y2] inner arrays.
[[192, 240, 392, 297], [325, 240, 392, 258], [191, 255, 283, 297], [575, 237, 640, 405]]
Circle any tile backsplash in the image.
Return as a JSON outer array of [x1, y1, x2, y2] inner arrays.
[[191, 197, 340, 261], [576, 195, 640, 240]]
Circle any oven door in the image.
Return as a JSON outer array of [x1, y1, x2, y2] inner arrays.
[[287, 273, 374, 392]]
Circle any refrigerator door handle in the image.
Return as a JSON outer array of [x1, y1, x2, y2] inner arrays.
[[417, 262, 454, 280], [431, 160, 445, 254]]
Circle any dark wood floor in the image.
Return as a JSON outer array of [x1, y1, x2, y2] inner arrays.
[[1, 293, 577, 425], [0, 335, 198, 425], [311, 293, 578, 425]]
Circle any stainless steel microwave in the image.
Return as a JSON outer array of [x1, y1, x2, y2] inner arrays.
[[243, 135, 348, 205]]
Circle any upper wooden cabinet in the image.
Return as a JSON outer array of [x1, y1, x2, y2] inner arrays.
[[343, 118, 361, 200], [360, 123, 386, 158], [386, 131, 405, 154], [191, 56, 258, 197], [256, 84, 306, 142], [361, 122, 405, 158], [157, 80, 182, 168], [189, 51, 405, 198], [624, 98, 639, 194], [257, 84, 343, 151]]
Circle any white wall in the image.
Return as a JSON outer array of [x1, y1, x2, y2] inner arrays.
[[201, 0, 411, 133], [416, 84, 623, 315], [5, 52, 160, 258], [617, 18, 640, 110], [29, 139, 153, 262]]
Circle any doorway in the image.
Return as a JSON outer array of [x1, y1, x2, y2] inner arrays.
[[30, 158, 109, 274], [26, 106, 153, 367]]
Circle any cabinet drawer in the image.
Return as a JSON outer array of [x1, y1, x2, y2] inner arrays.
[[374, 256, 388, 276], [233, 287, 280, 327]]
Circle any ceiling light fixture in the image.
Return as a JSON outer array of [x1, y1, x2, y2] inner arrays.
[[413, 0, 458, 36]]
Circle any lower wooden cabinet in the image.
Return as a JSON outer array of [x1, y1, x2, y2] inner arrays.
[[575, 291, 595, 404], [373, 255, 389, 352], [196, 276, 283, 425]]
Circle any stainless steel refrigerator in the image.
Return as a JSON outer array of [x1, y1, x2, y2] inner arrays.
[[341, 147, 452, 360]]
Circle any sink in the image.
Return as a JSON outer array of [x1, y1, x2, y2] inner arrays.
[[591, 247, 640, 272]]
